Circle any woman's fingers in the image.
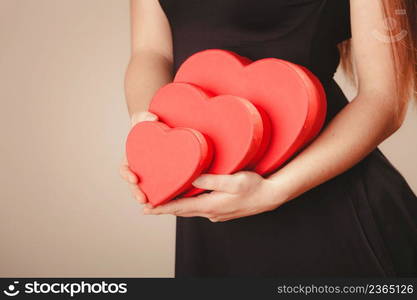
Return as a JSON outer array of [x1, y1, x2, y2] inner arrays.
[[192, 172, 259, 194], [129, 183, 147, 204], [192, 174, 237, 193], [120, 162, 148, 203], [119, 164, 137, 184], [131, 111, 158, 125], [120, 111, 159, 206], [143, 193, 213, 217]]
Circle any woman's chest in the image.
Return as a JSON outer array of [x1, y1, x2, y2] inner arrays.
[[159, 0, 325, 32]]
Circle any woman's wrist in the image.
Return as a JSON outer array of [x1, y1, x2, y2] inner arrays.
[[262, 175, 294, 208], [265, 162, 321, 207]]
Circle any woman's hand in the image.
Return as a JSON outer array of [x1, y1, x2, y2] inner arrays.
[[120, 111, 158, 204], [143, 171, 290, 222]]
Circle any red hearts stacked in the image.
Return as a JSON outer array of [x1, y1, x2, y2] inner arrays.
[[126, 49, 327, 206]]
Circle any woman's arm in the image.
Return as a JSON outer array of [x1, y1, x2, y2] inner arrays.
[[267, 0, 409, 198], [144, 0, 409, 221], [125, 0, 173, 122], [120, 0, 173, 203]]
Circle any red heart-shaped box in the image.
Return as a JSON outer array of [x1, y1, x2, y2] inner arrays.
[[149, 83, 269, 176], [126, 121, 212, 206], [175, 49, 327, 175]]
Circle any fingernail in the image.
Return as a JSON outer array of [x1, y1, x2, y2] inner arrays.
[[137, 198, 145, 204], [135, 193, 143, 202]]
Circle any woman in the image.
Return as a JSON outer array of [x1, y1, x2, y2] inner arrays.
[[121, 0, 417, 277]]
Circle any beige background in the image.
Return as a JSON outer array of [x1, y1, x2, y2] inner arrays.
[[0, 0, 416, 277]]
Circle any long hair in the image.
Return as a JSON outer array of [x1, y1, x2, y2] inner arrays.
[[339, 0, 417, 102]]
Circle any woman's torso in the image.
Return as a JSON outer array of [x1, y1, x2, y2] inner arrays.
[[159, 0, 350, 78]]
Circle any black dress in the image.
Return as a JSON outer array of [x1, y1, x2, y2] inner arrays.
[[158, 0, 417, 277]]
